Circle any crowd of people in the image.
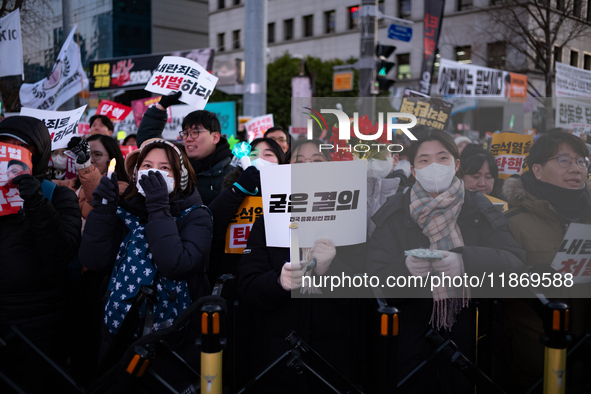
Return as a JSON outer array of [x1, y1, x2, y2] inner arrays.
[[0, 94, 590, 394]]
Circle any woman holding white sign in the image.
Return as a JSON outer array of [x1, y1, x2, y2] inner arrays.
[[367, 128, 525, 393], [237, 138, 365, 393]]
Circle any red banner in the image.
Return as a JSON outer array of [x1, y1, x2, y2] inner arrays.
[[131, 97, 173, 127], [96, 100, 133, 122], [0, 143, 33, 216]]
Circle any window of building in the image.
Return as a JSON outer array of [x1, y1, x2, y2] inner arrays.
[[348, 6, 359, 29], [325, 10, 336, 34], [378, 0, 385, 14], [487, 41, 506, 70], [217, 33, 225, 52], [303, 15, 314, 37], [233, 0, 240, 5], [456, 46, 472, 64], [554, 46, 563, 69], [218, 0, 225, 10], [570, 50, 579, 67], [284, 19, 294, 41], [399, 0, 411, 18], [574, 0, 582, 17], [458, 0, 473, 11], [232, 29, 240, 49], [556, 0, 564, 11], [397, 54, 411, 80], [268, 23, 275, 44], [585, 54, 591, 70]]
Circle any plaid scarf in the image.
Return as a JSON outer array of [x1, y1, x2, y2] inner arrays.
[[410, 177, 470, 330]]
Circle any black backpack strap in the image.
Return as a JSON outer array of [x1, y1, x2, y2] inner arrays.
[[505, 207, 526, 220]]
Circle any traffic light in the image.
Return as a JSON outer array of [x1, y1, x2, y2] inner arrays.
[[375, 43, 396, 94]]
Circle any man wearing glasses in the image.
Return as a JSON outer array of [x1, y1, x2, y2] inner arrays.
[[500, 131, 590, 391], [136, 92, 234, 204], [264, 126, 290, 159]]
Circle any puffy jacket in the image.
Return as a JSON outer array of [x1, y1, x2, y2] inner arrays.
[[0, 116, 81, 365], [136, 106, 234, 205], [366, 186, 525, 393]]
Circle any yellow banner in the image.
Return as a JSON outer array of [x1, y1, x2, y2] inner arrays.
[[490, 133, 534, 179], [225, 196, 263, 254]]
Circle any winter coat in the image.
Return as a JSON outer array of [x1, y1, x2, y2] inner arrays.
[[136, 106, 234, 205], [366, 186, 525, 393], [499, 176, 591, 388], [53, 165, 129, 219], [237, 216, 365, 393], [0, 116, 82, 367], [79, 186, 212, 307]]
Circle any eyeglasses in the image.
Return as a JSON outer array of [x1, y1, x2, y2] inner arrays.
[[179, 128, 209, 139], [91, 151, 103, 160], [547, 154, 590, 170], [269, 136, 287, 143]]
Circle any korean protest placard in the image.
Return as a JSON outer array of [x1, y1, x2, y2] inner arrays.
[[489, 132, 533, 179], [244, 114, 274, 141], [19, 26, 88, 110], [145, 56, 218, 110], [555, 97, 591, 129], [96, 100, 132, 122], [437, 58, 527, 100], [261, 160, 367, 248], [551, 224, 591, 284], [0, 144, 32, 216], [20, 105, 87, 150], [419, 0, 445, 95], [0, 9, 23, 78], [225, 197, 264, 254], [555, 63, 591, 98], [399, 94, 453, 130]]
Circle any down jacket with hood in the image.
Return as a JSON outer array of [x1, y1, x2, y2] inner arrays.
[[0, 116, 81, 385]]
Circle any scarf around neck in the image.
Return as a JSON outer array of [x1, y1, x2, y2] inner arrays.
[[409, 177, 470, 330], [520, 170, 590, 222]]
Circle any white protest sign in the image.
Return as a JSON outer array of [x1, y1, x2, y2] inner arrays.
[[163, 104, 195, 140], [261, 160, 367, 248], [244, 114, 274, 141], [145, 56, 218, 110], [555, 97, 591, 129], [0, 9, 23, 78], [551, 223, 591, 284], [20, 105, 87, 150], [19, 25, 88, 110], [569, 123, 591, 139], [555, 62, 591, 98]]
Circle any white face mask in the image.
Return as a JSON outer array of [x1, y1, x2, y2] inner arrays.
[[251, 158, 278, 170], [136, 169, 175, 197], [367, 157, 393, 178], [414, 162, 456, 193], [51, 154, 68, 170], [393, 159, 411, 178]]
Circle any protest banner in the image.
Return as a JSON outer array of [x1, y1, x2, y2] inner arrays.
[[19, 25, 88, 110], [78, 122, 90, 135], [555, 97, 591, 129], [489, 132, 533, 179], [261, 160, 367, 248], [96, 100, 132, 122], [131, 96, 172, 127], [399, 95, 453, 130], [225, 197, 264, 254], [437, 59, 527, 100], [0, 144, 32, 216], [90, 48, 215, 92], [20, 105, 87, 150], [65, 155, 77, 180], [119, 145, 137, 159], [551, 223, 591, 284], [0, 9, 23, 78], [569, 123, 591, 139], [555, 62, 591, 98], [244, 114, 274, 141], [419, 0, 445, 95], [145, 56, 218, 110]]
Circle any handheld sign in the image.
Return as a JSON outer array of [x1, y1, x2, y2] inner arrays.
[[388, 23, 413, 42], [96, 100, 132, 122], [0, 144, 33, 216], [145, 56, 218, 110], [551, 223, 591, 284], [244, 114, 274, 142], [20, 105, 87, 150]]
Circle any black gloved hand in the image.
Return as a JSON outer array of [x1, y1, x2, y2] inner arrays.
[[158, 91, 182, 109], [235, 166, 261, 196], [91, 173, 119, 208], [67, 136, 91, 165], [139, 171, 170, 214], [13, 174, 44, 209]]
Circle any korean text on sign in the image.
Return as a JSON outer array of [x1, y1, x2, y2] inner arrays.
[[145, 56, 218, 110], [244, 114, 274, 142], [0, 143, 33, 216], [20, 105, 87, 150], [489, 132, 533, 179], [225, 197, 264, 254], [551, 224, 591, 284], [399, 98, 450, 130], [261, 160, 367, 248]]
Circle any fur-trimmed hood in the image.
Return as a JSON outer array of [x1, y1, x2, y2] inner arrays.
[[502, 176, 529, 207]]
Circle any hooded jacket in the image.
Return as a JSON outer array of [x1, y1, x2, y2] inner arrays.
[[0, 116, 81, 361], [136, 106, 234, 205]]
